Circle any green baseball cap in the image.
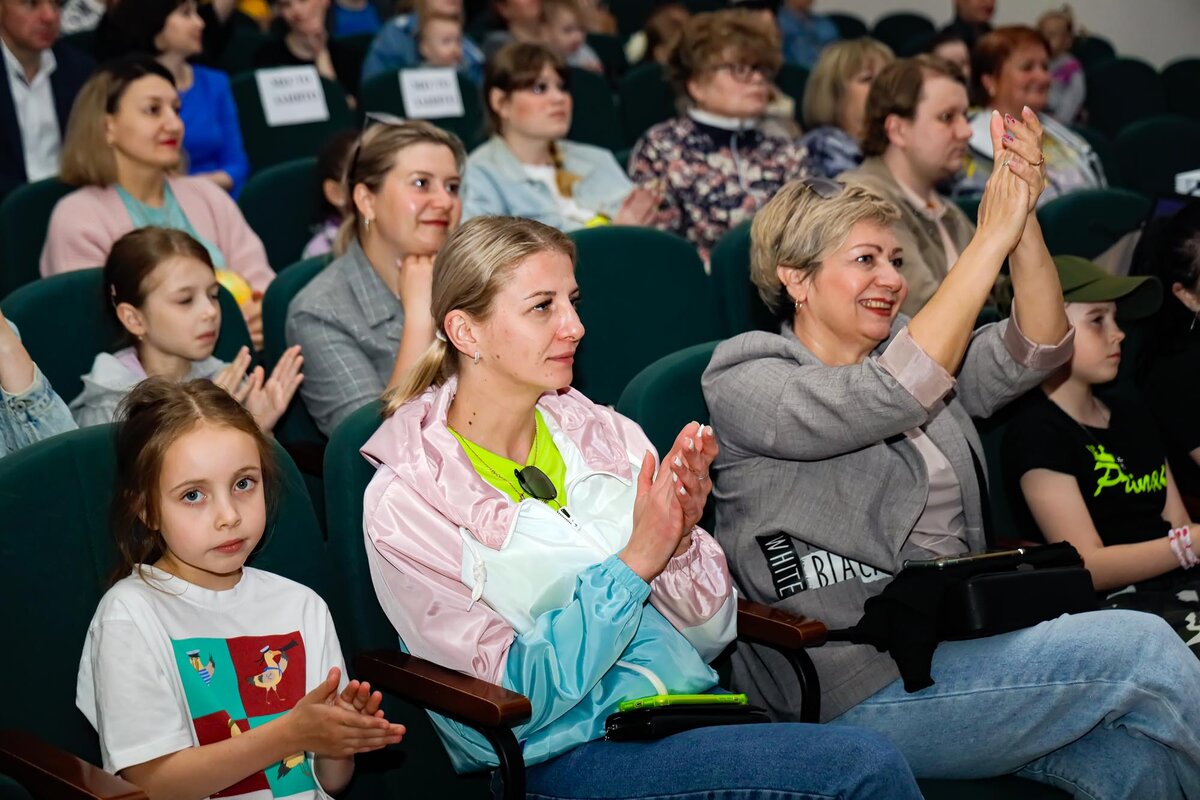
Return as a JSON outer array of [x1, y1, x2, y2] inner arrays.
[[1054, 255, 1163, 321]]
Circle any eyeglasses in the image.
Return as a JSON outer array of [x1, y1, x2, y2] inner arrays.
[[346, 111, 407, 186], [711, 62, 778, 83], [803, 176, 845, 200]]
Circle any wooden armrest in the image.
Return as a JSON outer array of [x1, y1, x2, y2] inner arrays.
[[355, 650, 532, 729], [0, 731, 145, 800], [736, 598, 827, 649]]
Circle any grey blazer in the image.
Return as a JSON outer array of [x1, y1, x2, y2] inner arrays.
[[286, 240, 404, 436], [701, 315, 1070, 722]]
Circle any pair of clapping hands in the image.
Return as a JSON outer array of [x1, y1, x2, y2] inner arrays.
[[975, 106, 1050, 253], [212, 345, 304, 433], [621, 421, 719, 583]]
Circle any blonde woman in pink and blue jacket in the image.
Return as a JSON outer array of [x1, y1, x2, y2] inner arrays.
[[359, 215, 921, 799]]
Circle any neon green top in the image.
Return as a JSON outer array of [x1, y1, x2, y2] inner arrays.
[[448, 410, 568, 506]]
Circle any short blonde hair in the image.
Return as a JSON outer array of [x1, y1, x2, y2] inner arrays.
[[385, 216, 576, 413], [60, 56, 177, 187], [801, 38, 894, 130], [337, 120, 467, 255], [750, 180, 900, 319]]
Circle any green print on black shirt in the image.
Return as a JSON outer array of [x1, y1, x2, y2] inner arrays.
[[1087, 444, 1168, 497]]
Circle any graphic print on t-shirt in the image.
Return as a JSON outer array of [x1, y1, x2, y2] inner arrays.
[[171, 632, 314, 798], [1086, 443, 1167, 498]]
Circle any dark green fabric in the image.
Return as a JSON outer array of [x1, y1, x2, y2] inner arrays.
[[566, 67, 625, 152], [1163, 58, 1200, 121], [238, 157, 322, 269], [1070, 35, 1116, 68], [1069, 124, 1120, 187], [871, 12, 935, 53], [828, 12, 869, 40], [0, 425, 326, 771], [261, 255, 329, 452], [231, 73, 355, 173], [953, 195, 983, 226], [0, 267, 251, 404], [323, 402, 494, 797], [218, 28, 268, 75], [1084, 58, 1166, 138], [607, 0, 654, 40], [1115, 115, 1200, 198], [616, 341, 718, 459], [618, 62, 675, 148], [359, 71, 486, 151], [919, 776, 1067, 799], [1036, 188, 1151, 260], [570, 226, 721, 405], [0, 178, 72, 297], [776, 64, 809, 123], [0, 775, 32, 800], [585, 33, 628, 82], [709, 220, 775, 337]]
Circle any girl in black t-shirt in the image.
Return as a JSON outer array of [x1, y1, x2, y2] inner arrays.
[[1004, 256, 1200, 595]]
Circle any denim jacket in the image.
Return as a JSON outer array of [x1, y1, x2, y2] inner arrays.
[[1, 320, 75, 457], [461, 136, 633, 231]]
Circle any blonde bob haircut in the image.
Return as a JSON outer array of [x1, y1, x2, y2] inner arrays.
[[60, 56, 177, 187], [801, 37, 894, 131], [384, 216, 576, 414], [750, 180, 900, 321], [336, 119, 468, 256]]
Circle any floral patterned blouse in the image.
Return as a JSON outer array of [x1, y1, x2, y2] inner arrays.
[[628, 110, 810, 262]]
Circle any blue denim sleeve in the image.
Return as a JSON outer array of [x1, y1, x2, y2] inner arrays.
[[501, 555, 650, 737], [1, 366, 76, 457], [361, 24, 418, 83]]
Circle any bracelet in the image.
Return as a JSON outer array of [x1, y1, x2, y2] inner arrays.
[[1168, 527, 1198, 570]]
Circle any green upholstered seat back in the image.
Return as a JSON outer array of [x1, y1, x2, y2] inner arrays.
[[359, 71, 486, 151], [0, 178, 73, 297], [231, 72, 355, 173], [238, 157, 323, 270]]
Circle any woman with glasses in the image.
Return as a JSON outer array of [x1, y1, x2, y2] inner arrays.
[[360, 214, 923, 800], [628, 9, 808, 263], [461, 42, 658, 232], [285, 119, 465, 435], [702, 107, 1200, 794]]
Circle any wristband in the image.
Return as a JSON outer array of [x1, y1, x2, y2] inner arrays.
[[1169, 527, 1197, 570]]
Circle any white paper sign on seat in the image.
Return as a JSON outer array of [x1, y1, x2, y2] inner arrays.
[[400, 68, 465, 119], [256, 66, 331, 127]]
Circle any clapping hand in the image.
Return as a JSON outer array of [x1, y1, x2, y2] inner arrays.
[[241, 345, 304, 433], [998, 105, 1047, 215], [288, 668, 405, 757], [975, 110, 1033, 256], [659, 421, 719, 551], [212, 346, 255, 403]]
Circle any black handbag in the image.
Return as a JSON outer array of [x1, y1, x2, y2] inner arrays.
[[604, 704, 771, 741], [829, 542, 1098, 692]]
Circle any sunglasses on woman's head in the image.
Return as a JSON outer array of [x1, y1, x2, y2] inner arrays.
[[346, 111, 408, 185], [804, 177, 845, 199]]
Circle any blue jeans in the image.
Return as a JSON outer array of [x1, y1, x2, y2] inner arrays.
[[523, 722, 921, 799], [831, 610, 1200, 799]]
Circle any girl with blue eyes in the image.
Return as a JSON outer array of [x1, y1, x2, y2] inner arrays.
[[71, 226, 303, 430], [461, 42, 659, 233], [286, 120, 467, 435], [78, 378, 404, 799]]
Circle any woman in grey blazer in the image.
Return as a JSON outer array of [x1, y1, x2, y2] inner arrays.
[[703, 108, 1200, 795]]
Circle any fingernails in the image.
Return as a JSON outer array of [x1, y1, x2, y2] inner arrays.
[[673, 455, 683, 467], [1023, 105, 1033, 115], [1002, 132, 1014, 143], [687, 438, 695, 451], [992, 109, 1000, 118], [1004, 113, 1016, 125], [678, 486, 688, 496], [671, 472, 679, 483]]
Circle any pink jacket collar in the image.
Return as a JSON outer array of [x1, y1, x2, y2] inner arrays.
[[361, 377, 633, 550]]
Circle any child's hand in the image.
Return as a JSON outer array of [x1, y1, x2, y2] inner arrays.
[[334, 678, 386, 719], [288, 668, 405, 757], [242, 345, 304, 433], [212, 346, 254, 402]]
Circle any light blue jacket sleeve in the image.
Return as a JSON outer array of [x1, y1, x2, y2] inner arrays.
[[501, 555, 649, 737], [1, 323, 76, 456], [361, 19, 418, 83], [461, 158, 518, 221]]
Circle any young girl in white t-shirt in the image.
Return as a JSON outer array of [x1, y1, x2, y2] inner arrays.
[[70, 226, 304, 430], [76, 378, 405, 799]]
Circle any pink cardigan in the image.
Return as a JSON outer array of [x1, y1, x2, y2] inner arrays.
[[39, 176, 275, 293]]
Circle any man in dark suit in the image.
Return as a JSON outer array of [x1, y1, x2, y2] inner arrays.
[[0, 0, 94, 198]]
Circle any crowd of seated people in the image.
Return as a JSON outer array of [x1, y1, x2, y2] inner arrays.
[[4, 1, 1200, 798]]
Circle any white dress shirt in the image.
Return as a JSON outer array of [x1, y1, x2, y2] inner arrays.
[[2, 40, 60, 182]]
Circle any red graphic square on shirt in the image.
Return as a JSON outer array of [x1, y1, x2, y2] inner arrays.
[[193, 711, 269, 796], [228, 631, 306, 718]]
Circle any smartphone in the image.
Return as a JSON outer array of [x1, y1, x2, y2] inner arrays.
[[902, 548, 1027, 570], [618, 693, 748, 712]]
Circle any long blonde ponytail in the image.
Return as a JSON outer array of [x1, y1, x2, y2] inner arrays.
[[382, 216, 576, 417]]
